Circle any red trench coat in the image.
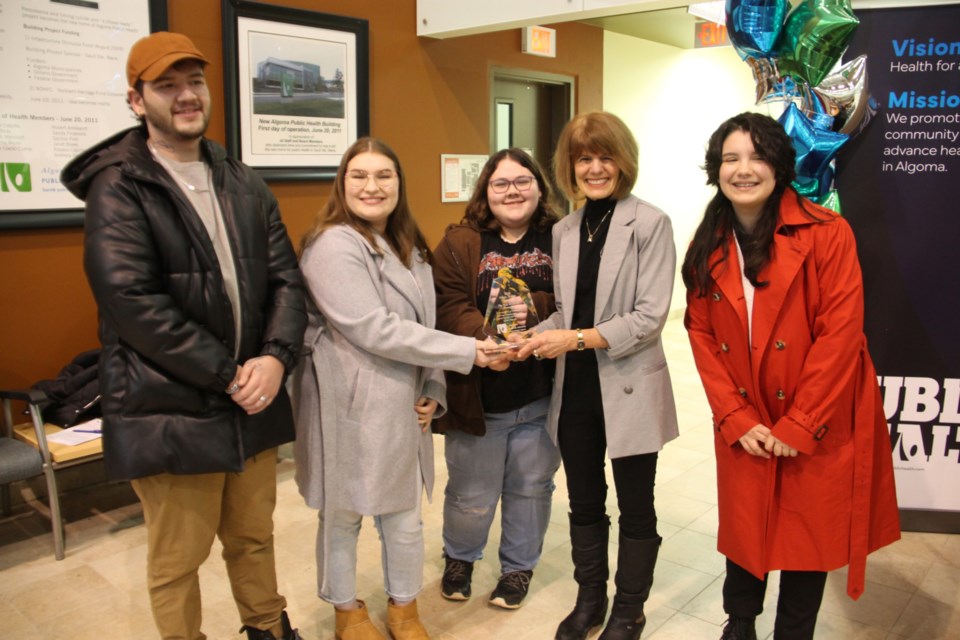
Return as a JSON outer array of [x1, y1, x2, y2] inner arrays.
[[684, 191, 900, 599]]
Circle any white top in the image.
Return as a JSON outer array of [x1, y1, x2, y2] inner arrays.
[[733, 230, 755, 347]]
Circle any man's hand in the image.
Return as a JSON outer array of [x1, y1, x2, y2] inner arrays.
[[231, 355, 285, 415]]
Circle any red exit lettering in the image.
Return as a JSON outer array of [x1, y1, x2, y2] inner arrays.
[[694, 22, 729, 49]]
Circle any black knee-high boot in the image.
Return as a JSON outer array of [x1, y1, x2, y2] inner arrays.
[[555, 515, 610, 640], [598, 535, 661, 640]]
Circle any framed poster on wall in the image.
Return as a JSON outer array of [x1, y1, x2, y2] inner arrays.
[[0, 0, 167, 230], [221, 0, 369, 180]]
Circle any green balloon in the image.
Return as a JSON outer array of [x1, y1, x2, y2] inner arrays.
[[793, 177, 821, 200], [814, 189, 842, 214], [778, 0, 859, 87]]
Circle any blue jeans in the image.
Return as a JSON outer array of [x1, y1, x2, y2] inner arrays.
[[316, 478, 424, 605], [442, 396, 560, 574]]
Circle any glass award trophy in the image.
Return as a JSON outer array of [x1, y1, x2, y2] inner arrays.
[[482, 267, 538, 351]]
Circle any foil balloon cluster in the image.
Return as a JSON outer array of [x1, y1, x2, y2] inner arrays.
[[726, 0, 872, 212]]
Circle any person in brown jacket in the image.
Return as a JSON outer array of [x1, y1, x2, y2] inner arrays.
[[432, 148, 561, 610]]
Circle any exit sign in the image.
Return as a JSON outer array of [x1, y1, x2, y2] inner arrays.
[[522, 26, 557, 58], [694, 21, 729, 49]]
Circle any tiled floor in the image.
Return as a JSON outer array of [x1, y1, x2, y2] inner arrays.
[[3, 318, 960, 639]]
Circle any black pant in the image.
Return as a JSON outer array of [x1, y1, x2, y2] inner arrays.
[[723, 558, 827, 640], [558, 353, 658, 539]]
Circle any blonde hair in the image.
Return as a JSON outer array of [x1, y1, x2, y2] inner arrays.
[[553, 111, 638, 201]]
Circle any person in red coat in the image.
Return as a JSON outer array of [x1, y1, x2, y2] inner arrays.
[[681, 112, 900, 640]]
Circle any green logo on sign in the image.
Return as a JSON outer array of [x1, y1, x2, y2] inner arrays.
[[0, 163, 32, 192]]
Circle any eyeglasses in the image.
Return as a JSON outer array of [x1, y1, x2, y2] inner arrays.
[[346, 170, 398, 189], [488, 176, 536, 193]]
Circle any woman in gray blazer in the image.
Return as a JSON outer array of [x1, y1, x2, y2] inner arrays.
[[294, 137, 502, 640], [519, 112, 679, 640]]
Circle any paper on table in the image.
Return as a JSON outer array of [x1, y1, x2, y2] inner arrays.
[[47, 419, 103, 446]]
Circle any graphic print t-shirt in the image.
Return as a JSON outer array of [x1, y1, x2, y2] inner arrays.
[[478, 229, 555, 414]]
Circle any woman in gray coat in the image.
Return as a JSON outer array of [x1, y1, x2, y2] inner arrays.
[[519, 112, 679, 640], [294, 137, 503, 640]]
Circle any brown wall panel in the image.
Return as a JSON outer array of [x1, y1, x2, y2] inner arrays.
[[0, 0, 601, 390]]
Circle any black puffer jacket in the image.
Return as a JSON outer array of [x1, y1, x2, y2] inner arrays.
[[61, 127, 307, 480]]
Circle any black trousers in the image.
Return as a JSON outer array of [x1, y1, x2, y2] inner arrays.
[[723, 558, 827, 640], [558, 352, 658, 540]]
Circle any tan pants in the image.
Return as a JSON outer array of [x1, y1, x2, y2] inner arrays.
[[131, 448, 287, 640]]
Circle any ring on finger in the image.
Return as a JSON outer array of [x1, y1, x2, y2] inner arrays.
[[258, 395, 268, 403]]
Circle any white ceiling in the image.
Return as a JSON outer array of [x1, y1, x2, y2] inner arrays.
[[579, 1, 959, 51], [581, 7, 702, 49]]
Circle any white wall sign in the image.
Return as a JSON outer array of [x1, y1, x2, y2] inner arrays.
[[441, 154, 487, 203]]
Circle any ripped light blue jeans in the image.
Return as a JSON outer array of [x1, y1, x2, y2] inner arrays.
[[442, 396, 560, 573]]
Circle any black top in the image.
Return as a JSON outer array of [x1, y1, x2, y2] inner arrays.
[[478, 229, 555, 414], [567, 197, 616, 367]]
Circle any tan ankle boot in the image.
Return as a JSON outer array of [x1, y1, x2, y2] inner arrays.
[[335, 601, 385, 640], [386, 599, 429, 639]]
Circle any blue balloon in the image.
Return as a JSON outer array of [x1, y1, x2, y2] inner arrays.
[[804, 88, 836, 130], [778, 103, 848, 185], [726, 0, 790, 60]]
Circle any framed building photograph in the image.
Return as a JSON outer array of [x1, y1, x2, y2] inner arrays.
[[221, 0, 370, 180], [0, 0, 167, 230]]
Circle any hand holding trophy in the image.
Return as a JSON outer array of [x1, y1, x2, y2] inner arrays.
[[482, 267, 539, 353]]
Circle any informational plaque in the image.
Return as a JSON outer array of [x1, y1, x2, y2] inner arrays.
[[0, 0, 159, 223]]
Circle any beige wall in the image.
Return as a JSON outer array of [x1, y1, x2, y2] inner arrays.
[[603, 31, 757, 314], [0, 0, 603, 390]]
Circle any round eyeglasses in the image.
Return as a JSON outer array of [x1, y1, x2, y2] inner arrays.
[[488, 176, 536, 193], [346, 170, 398, 190]]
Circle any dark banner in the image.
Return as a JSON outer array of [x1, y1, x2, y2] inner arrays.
[[837, 5, 960, 516]]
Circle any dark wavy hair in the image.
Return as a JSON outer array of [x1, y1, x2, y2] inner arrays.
[[300, 137, 430, 267], [552, 111, 638, 202], [462, 148, 560, 233], [682, 112, 826, 297]]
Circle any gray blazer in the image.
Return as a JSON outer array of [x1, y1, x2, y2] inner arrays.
[[292, 225, 476, 515], [540, 195, 679, 458]]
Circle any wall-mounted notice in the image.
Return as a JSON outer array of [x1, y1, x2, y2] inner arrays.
[[0, 0, 153, 215], [440, 154, 487, 203]]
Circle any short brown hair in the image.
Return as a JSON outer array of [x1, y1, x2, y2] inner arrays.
[[552, 111, 638, 201]]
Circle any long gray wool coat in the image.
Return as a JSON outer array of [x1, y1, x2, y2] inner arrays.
[[292, 225, 476, 516]]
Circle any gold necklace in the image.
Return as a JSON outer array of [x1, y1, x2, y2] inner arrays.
[[585, 209, 612, 243]]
